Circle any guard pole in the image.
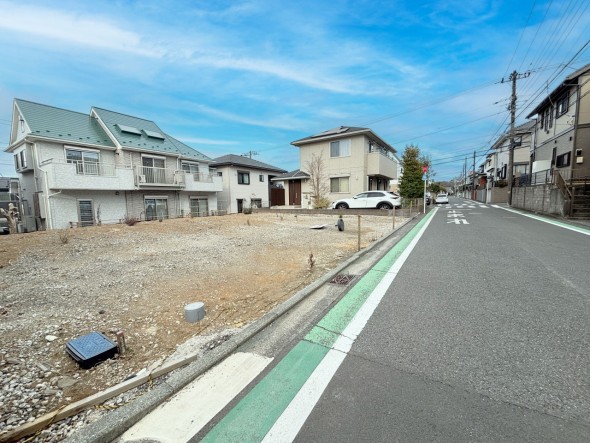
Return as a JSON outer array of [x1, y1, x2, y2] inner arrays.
[[392, 206, 396, 230]]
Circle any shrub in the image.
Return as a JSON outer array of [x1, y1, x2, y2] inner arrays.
[[313, 197, 332, 209], [123, 216, 139, 226], [58, 230, 70, 244]]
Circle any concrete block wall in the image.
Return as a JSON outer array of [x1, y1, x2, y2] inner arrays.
[[512, 185, 565, 216]]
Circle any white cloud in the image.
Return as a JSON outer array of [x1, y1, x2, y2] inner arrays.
[[0, 1, 163, 57], [177, 136, 239, 146], [190, 104, 309, 130]]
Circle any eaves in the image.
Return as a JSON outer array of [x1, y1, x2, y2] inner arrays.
[[5, 135, 117, 153]]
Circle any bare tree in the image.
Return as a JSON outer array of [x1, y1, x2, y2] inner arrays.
[[305, 153, 331, 209], [0, 203, 19, 234]]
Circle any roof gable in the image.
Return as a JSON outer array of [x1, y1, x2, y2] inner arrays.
[[291, 126, 396, 153], [210, 154, 287, 173], [526, 63, 590, 118], [13, 99, 115, 148]]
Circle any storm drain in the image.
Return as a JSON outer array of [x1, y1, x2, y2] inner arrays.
[[329, 274, 358, 286]]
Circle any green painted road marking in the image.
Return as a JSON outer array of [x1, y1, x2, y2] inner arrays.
[[200, 211, 436, 443]]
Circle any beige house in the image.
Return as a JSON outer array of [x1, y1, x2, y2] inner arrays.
[[290, 126, 398, 206]]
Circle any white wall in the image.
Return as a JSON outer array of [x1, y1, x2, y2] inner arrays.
[[215, 165, 272, 213]]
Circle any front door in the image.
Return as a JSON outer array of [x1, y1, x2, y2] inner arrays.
[[237, 199, 244, 213], [289, 180, 301, 206]]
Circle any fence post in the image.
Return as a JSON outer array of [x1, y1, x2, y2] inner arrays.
[[357, 215, 361, 252], [392, 206, 396, 230], [410, 200, 413, 216]]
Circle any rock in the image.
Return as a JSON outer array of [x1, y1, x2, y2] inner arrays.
[[45, 335, 58, 342], [57, 376, 78, 389]]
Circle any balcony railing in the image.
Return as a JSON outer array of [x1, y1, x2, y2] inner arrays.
[[68, 160, 116, 176], [139, 166, 177, 185], [191, 172, 214, 183], [41, 159, 134, 190]]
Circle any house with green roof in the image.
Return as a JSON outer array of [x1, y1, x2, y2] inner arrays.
[[290, 126, 398, 207], [5, 99, 222, 230]]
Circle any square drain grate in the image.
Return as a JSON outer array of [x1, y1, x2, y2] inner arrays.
[[329, 274, 358, 286]]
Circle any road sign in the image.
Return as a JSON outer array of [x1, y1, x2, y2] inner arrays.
[[422, 165, 428, 173]]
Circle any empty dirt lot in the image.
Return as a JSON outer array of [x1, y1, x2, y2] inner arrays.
[[0, 211, 407, 440]]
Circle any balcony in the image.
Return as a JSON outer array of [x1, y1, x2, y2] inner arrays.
[[42, 160, 135, 190], [181, 171, 223, 192], [367, 150, 397, 179], [136, 167, 222, 191]]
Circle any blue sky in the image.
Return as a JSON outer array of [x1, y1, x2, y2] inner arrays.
[[1, 0, 589, 180]]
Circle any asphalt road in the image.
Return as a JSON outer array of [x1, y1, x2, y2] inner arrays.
[[295, 198, 590, 442]]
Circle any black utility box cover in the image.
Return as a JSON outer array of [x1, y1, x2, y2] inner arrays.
[[66, 332, 117, 369]]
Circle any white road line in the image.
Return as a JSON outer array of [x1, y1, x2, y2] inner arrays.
[[261, 209, 438, 442], [491, 205, 590, 236], [119, 352, 272, 443]]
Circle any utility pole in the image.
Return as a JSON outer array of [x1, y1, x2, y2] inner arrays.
[[463, 157, 467, 198], [242, 150, 259, 159], [503, 70, 530, 205], [472, 151, 476, 200]]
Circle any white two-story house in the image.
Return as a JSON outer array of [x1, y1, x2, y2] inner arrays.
[[290, 126, 398, 206], [210, 154, 287, 213], [481, 120, 535, 203], [6, 99, 222, 230]]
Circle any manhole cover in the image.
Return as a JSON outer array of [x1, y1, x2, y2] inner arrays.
[[329, 274, 357, 286]]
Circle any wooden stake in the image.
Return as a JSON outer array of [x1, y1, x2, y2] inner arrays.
[[357, 215, 361, 251]]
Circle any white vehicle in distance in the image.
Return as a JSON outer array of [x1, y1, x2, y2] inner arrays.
[[332, 191, 401, 210], [435, 193, 449, 204]]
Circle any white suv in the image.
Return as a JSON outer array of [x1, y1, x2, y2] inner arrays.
[[332, 191, 401, 210]]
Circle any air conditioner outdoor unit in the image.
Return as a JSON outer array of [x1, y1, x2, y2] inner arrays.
[[138, 175, 146, 183]]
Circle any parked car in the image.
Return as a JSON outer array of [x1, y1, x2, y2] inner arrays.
[[435, 193, 449, 204], [425, 193, 431, 205], [332, 191, 401, 210]]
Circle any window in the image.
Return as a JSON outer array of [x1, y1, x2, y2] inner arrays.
[[217, 171, 223, 177], [543, 106, 554, 130], [78, 200, 94, 227], [181, 162, 199, 174], [556, 152, 571, 168], [19, 151, 27, 169], [556, 94, 569, 118], [190, 198, 209, 217], [330, 177, 350, 192], [142, 156, 166, 183], [330, 139, 351, 157], [259, 174, 264, 182], [144, 198, 168, 221], [251, 198, 262, 208], [66, 148, 99, 175], [238, 171, 250, 185]]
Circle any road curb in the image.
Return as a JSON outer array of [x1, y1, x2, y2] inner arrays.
[[65, 213, 423, 443]]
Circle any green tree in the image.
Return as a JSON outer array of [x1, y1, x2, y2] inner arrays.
[[399, 145, 424, 198]]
